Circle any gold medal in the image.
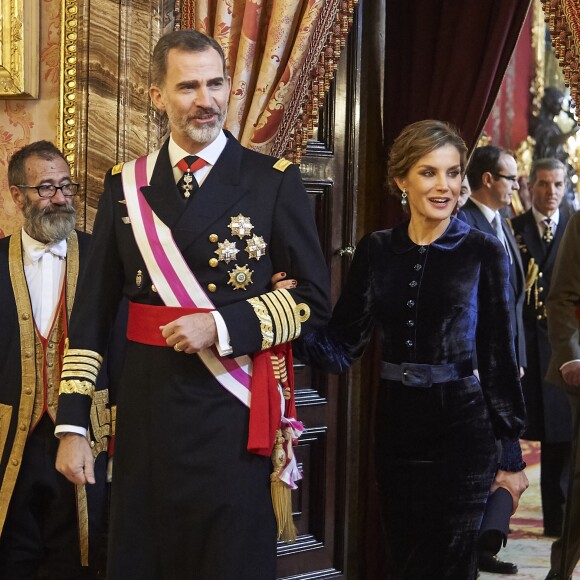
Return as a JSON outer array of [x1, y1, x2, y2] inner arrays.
[[227, 264, 254, 290], [245, 235, 267, 261], [136, 270, 143, 288], [215, 239, 239, 263], [228, 214, 254, 238]]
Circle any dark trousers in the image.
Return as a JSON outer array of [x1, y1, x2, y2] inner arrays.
[[0, 415, 96, 580], [541, 441, 571, 536]]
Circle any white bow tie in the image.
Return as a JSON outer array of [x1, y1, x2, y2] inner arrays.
[[27, 240, 67, 263]]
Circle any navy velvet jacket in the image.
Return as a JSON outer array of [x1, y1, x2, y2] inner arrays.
[[300, 217, 526, 470]]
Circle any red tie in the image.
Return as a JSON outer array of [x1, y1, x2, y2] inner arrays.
[[176, 156, 209, 198]]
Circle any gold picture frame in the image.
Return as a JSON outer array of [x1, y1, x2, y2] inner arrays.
[[58, 0, 79, 171], [0, 0, 39, 98]]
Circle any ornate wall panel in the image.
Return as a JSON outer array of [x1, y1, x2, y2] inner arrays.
[[69, 0, 175, 231]]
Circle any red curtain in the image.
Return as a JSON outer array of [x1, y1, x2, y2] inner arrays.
[[383, 0, 532, 153], [374, 0, 532, 230]]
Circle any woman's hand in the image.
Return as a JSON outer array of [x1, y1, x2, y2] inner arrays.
[[271, 272, 296, 291], [491, 469, 529, 513]]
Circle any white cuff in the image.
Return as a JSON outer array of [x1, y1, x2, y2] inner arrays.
[[210, 311, 233, 356], [54, 424, 87, 438]]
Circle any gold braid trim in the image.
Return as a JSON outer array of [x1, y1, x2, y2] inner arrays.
[[247, 296, 274, 350], [261, 292, 289, 345], [76, 485, 89, 566], [59, 380, 95, 398], [89, 389, 111, 458], [65, 348, 104, 363]]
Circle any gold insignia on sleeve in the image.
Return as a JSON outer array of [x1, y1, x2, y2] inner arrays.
[[228, 214, 254, 238], [245, 235, 267, 260], [215, 239, 239, 263], [59, 380, 95, 398], [227, 264, 254, 290], [111, 163, 124, 175], [248, 297, 274, 350], [246, 288, 309, 350], [273, 159, 292, 172]]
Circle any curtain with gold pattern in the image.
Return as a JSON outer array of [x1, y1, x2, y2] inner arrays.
[[174, 0, 358, 162]]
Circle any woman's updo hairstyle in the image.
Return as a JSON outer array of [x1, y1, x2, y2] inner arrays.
[[387, 119, 468, 198]]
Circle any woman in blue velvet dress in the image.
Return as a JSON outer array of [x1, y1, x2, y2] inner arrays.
[[294, 120, 528, 579]]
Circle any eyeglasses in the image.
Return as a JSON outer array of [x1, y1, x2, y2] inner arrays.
[[492, 173, 518, 185], [17, 183, 79, 198]]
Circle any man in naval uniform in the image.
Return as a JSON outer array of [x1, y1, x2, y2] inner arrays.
[[0, 141, 109, 579], [512, 158, 571, 539], [55, 29, 330, 580]]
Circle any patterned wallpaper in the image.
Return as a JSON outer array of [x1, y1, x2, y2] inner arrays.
[[0, 0, 62, 238]]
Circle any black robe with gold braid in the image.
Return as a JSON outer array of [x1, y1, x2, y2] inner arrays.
[[0, 230, 109, 569], [56, 132, 331, 580]]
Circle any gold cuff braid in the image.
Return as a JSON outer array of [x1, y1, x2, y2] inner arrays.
[[248, 289, 311, 349], [59, 380, 95, 398]]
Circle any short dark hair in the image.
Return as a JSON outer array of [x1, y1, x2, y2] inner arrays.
[[151, 30, 227, 87], [529, 157, 566, 184], [466, 145, 506, 190], [387, 119, 467, 196], [8, 141, 69, 187]]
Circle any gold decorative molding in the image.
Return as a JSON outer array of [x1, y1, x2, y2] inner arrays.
[[58, 0, 79, 171], [0, 0, 39, 97]]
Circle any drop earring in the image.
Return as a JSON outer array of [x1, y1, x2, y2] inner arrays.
[[401, 188, 408, 206]]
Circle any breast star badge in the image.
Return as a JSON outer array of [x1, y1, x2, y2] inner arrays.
[[215, 239, 239, 263], [227, 264, 254, 290], [228, 214, 254, 238], [245, 235, 267, 260]]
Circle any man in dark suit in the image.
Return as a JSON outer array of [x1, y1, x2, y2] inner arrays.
[[54, 30, 330, 580], [458, 145, 527, 575], [512, 158, 571, 539], [545, 209, 580, 579], [0, 141, 108, 579]]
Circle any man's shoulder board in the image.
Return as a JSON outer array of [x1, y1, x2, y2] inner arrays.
[[273, 159, 293, 172], [111, 162, 124, 175]]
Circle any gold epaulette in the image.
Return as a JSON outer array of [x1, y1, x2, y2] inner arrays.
[[247, 289, 310, 350], [111, 162, 124, 175], [273, 159, 293, 172]]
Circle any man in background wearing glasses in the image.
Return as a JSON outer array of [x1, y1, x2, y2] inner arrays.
[[0, 141, 108, 579], [458, 145, 527, 575]]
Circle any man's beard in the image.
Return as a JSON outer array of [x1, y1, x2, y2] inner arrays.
[[172, 105, 227, 145], [23, 198, 76, 244]]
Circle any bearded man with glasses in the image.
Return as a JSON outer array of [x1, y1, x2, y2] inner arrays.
[[0, 141, 109, 579]]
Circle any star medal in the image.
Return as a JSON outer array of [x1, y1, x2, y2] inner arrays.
[[215, 239, 239, 263], [227, 265, 253, 290], [182, 172, 194, 198], [245, 235, 267, 260], [228, 214, 254, 238]]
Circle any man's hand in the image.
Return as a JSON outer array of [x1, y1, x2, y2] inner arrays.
[[56, 433, 95, 485], [491, 469, 529, 514], [161, 312, 217, 354], [271, 272, 296, 291], [561, 361, 580, 386]]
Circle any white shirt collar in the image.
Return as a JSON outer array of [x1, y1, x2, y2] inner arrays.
[[168, 130, 228, 169], [532, 206, 559, 228], [21, 229, 67, 265], [469, 197, 497, 224]]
